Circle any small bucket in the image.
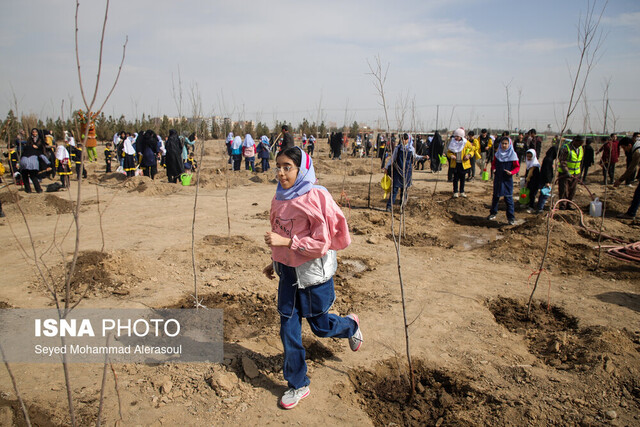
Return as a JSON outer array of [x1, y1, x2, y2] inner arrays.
[[481, 170, 489, 181], [439, 154, 448, 165], [180, 173, 193, 186]]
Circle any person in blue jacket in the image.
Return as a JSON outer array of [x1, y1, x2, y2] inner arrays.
[[487, 136, 520, 225], [257, 135, 271, 172]]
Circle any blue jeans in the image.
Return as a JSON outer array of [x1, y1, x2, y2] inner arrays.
[[261, 158, 270, 172], [386, 185, 406, 209], [536, 193, 550, 211], [627, 182, 640, 216], [245, 157, 255, 171], [490, 194, 515, 221], [276, 263, 357, 390]]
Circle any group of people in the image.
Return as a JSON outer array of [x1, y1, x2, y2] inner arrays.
[[224, 125, 319, 173], [377, 126, 640, 224], [111, 130, 198, 182], [1, 127, 202, 198]]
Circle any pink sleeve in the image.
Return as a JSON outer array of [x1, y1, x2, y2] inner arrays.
[[326, 195, 351, 250], [511, 160, 520, 175], [289, 203, 331, 258]]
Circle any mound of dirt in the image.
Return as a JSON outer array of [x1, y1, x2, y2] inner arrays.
[[479, 212, 640, 278], [35, 249, 170, 302], [1, 192, 76, 216], [488, 297, 640, 372], [97, 172, 127, 184], [121, 176, 182, 196], [166, 292, 278, 341], [351, 358, 505, 426], [197, 168, 275, 190], [199, 234, 270, 272], [0, 191, 22, 205], [349, 211, 388, 235], [44, 194, 75, 214]]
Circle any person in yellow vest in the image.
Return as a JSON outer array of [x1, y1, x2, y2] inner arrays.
[[557, 135, 584, 210]]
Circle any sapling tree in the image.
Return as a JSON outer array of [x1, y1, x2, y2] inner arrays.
[[3, 1, 128, 425], [366, 54, 416, 399], [527, 0, 607, 317]]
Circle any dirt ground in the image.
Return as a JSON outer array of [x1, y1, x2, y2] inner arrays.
[[0, 139, 639, 426]]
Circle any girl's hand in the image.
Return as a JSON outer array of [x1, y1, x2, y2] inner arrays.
[[463, 154, 470, 160], [264, 231, 292, 248], [263, 263, 275, 280], [505, 170, 512, 175]]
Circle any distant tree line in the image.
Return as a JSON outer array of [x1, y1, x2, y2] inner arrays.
[[1, 109, 356, 145]]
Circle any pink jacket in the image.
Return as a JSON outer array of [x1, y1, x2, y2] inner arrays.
[[270, 188, 351, 267]]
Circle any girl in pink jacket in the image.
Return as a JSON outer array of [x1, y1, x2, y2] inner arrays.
[[263, 146, 363, 410]]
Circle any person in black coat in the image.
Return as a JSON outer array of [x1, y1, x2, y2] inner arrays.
[[165, 129, 184, 183], [429, 131, 444, 173], [138, 130, 160, 179], [280, 125, 294, 151], [581, 138, 595, 183]]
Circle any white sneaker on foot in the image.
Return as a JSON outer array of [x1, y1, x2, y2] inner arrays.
[[453, 192, 459, 198], [460, 192, 467, 198], [346, 314, 363, 352], [280, 386, 310, 409]]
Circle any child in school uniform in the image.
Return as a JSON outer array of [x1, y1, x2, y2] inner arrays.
[[4, 143, 19, 175], [487, 136, 520, 225], [104, 142, 113, 173], [55, 140, 72, 188], [122, 135, 137, 177], [185, 153, 198, 172], [257, 135, 271, 172], [524, 149, 541, 213], [263, 146, 362, 410], [243, 134, 256, 171], [71, 143, 87, 179]]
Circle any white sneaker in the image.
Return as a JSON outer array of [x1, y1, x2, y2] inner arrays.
[[453, 192, 459, 198], [280, 386, 310, 409], [460, 192, 467, 198], [346, 314, 363, 351]]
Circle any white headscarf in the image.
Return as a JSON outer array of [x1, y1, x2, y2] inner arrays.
[[123, 137, 136, 155], [231, 136, 242, 150], [448, 128, 467, 153], [448, 138, 466, 153], [525, 148, 540, 170], [243, 134, 254, 148], [55, 144, 69, 161]]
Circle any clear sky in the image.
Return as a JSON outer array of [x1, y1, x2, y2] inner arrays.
[[1, 0, 638, 133]]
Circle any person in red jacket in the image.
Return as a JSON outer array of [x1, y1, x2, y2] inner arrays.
[[597, 134, 619, 184]]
